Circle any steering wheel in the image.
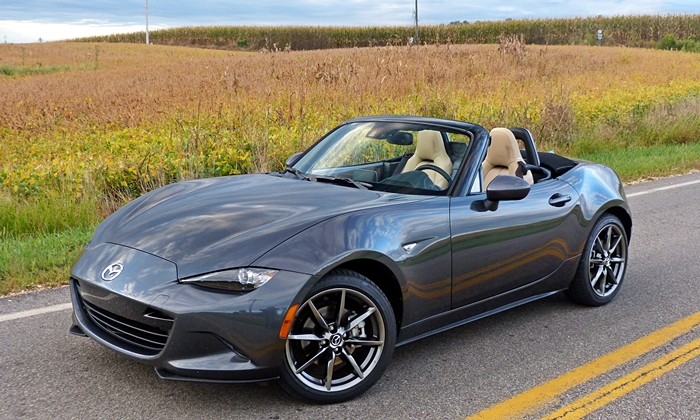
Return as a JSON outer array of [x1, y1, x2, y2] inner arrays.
[[415, 164, 453, 184]]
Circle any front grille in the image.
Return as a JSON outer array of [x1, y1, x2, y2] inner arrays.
[[76, 284, 173, 356]]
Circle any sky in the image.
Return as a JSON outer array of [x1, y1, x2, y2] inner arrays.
[[0, 1, 698, 44]]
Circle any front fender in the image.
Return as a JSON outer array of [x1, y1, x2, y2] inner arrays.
[[252, 198, 452, 327]]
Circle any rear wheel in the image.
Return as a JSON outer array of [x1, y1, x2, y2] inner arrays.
[[568, 214, 628, 306], [280, 270, 396, 403]]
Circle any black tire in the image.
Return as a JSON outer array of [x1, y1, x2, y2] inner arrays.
[[280, 269, 396, 403], [567, 214, 628, 306]]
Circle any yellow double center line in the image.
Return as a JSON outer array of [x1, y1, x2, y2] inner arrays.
[[466, 310, 700, 420]]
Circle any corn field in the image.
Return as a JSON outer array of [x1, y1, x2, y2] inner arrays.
[[73, 15, 700, 51]]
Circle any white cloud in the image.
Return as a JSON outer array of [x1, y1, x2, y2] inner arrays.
[[0, 19, 164, 43]]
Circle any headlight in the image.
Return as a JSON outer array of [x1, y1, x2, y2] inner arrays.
[[180, 268, 278, 291]]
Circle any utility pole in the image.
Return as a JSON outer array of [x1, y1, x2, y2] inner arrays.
[[145, 0, 150, 44], [414, 0, 419, 45]]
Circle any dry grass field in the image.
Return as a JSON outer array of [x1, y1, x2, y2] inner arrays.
[[3, 41, 700, 200], [2, 41, 700, 294]]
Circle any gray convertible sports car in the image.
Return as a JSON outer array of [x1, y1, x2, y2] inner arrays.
[[69, 116, 631, 403]]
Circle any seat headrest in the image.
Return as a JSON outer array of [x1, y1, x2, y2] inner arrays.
[[486, 128, 523, 167], [414, 130, 447, 161]]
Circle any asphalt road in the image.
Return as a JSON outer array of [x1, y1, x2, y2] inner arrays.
[[1, 172, 700, 420]]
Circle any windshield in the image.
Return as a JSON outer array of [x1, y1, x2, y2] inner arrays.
[[292, 122, 471, 195]]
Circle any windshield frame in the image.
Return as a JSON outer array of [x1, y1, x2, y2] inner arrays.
[[291, 120, 476, 196]]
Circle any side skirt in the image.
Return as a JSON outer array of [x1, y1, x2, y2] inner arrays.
[[396, 257, 577, 346], [396, 290, 562, 347]]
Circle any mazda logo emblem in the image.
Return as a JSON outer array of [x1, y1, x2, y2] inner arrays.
[[329, 334, 344, 348], [101, 263, 124, 281]]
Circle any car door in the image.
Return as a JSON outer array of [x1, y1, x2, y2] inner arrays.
[[450, 178, 580, 308]]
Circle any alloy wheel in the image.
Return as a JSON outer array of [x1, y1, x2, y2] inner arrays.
[[588, 223, 627, 297], [285, 287, 386, 393]]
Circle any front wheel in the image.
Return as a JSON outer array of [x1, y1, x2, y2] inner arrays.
[[567, 214, 629, 306], [280, 270, 396, 403]]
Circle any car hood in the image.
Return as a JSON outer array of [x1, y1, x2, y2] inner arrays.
[[90, 174, 430, 278]]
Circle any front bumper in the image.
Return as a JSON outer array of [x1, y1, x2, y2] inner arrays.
[[70, 243, 314, 382]]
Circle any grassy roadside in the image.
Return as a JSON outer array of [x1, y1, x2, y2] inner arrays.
[[0, 195, 102, 295], [581, 143, 700, 181], [2, 143, 698, 296], [0, 226, 94, 295]]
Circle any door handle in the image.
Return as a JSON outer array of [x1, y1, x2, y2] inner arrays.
[[549, 194, 572, 207]]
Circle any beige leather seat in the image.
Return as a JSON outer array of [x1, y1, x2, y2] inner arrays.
[[482, 128, 533, 188], [402, 130, 453, 189]]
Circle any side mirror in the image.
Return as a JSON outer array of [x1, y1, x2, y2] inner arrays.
[[484, 175, 530, 211], [285, 152, 304, 167]]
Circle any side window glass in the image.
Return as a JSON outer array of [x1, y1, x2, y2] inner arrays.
[[468, 144, 488, 195], [470, 167, 484, 194]]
